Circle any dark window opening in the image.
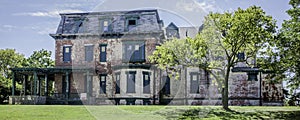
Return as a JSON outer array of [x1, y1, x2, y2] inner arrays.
[[162, 76, 170, 95], [126, 18, 138, 31], [99, 74, 106, 94], [126, 71, 136, 93], [128, 20, 136, 26], [63, 46, 72, 62], [143, 72, 150, 94], [115, 73, 120, 94], [85, 45, 94, 62], [99, 44, 107, 62]]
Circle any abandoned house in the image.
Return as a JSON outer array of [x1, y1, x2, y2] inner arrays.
[[9, 9, 284, 105]]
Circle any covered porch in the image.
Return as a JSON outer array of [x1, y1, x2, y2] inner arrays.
[[9, 67, 94, 105]]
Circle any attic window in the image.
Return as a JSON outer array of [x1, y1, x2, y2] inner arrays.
[[128, 20, 136, 26], [126, 18, 138, 31]]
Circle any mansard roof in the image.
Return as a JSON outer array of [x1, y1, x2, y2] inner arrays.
[[50, 9, 163, 38]]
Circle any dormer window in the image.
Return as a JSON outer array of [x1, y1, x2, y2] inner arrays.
[[103, 21, 109, 32], [126, 17, 138, 31], [100, 19, 112, 33]]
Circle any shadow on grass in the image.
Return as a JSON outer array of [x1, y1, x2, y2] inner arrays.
[[155, 107, 300, 120]]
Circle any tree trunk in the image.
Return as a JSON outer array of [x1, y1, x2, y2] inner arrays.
[[222, 65, 231, 111]]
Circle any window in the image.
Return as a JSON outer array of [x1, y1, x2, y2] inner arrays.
[[128, 20, 136, 25], [100, 20, 111, 33], [143, 72, 150, 94], [126, 18, 138, 31], [63, 46, 72, 62], [126, 71, 136, 93], [115, 73, 120, 94], [190, 73, 199, 93], [123, 41, 145, 62], [162, 76, 170, 95], [99, 44, 107, 62], [85, 45, 94, 62], [99, 74, 106, 94]]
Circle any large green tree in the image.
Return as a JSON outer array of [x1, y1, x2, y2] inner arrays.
[[266, 0, 300, 102], [0, 49, 54, 103], [24, 49, 54, 68], [150, 6, 276, 110], [0, 49, 25, 103]]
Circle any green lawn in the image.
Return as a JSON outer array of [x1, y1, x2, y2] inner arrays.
[[1, 105, 300, 120]]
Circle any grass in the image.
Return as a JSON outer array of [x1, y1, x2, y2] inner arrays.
[[1, 105, 300, 120]]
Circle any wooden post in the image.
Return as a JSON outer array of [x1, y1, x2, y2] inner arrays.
[[45, 74, 48, 96], [37, 76, 41, 96], [24, 75, 28, 95], [34, 72, 37, 96], [259, 72, 262, 106], [12, 72, 15, 96], [86, 71, 90, 104], [65, 72, 69, 100]]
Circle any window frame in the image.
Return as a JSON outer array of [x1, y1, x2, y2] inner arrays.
[[125, 17, 138, 31], [126, 71, 136, 93], [190, 72, 200, 94], [99, 74, 107, 94], [122, 41, 145, 63], [115, 72, 121, 94], [143, 72, 151, 94], [85, 45, 94, 62], [99, 44, 107, 62], [63, 46, 72, 62], [162, 76, 171, 95], [100, 19, 112, 33]]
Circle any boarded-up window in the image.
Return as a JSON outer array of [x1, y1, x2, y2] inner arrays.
[[190, 72, 199, 93], [85, 45, 94, 62]]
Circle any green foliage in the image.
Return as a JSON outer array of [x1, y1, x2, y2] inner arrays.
[[0, 49, 25, 103], [155, 106, 300, 120], [24, 49, 54, 68], [0, 48, 54, 103], [149, 6, 276, 110], [260, 0, 300, 98]]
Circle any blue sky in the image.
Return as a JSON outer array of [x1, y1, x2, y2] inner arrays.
[[0, 0, 291, 58]]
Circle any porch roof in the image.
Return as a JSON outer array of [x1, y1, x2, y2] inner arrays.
[[11, 67, 94, 75]]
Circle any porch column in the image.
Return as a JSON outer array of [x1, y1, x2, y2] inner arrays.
[[33, 71, 37, 95], [12, 72, 15, 96], [259, 72, 262, 106], [45, 74, 48, 96], [24, 75, 28, 95], [65, 72, 69, 100], [86, 71, 91, 104], [38, 76, 41, 96]]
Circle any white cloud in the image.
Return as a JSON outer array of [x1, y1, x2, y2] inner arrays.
[[24, 22, 58, 35], [0, 24, 17, 32], [195, 0, 222, 13], [13, 9, 85, 18]]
